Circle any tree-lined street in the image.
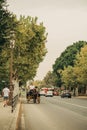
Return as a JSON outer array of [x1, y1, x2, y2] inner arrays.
[[0, 1, 87, 130]]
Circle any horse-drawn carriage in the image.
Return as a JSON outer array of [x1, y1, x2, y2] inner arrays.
[[26, 88, 40, 104]]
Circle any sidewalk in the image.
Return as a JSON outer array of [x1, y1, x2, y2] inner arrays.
[[0, 98, 21, 130], [76, 95, 87, 99]]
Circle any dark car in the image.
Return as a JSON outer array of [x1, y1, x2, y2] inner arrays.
[[61, 92, 71, 98]]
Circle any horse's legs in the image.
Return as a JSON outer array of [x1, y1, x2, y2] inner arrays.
[[36, 96, 40, 104], [27, 95, 31, 103], [33, 95, 37, 103]]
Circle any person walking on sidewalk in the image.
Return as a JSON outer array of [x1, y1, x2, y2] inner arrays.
[[2, 86, 10, 107]]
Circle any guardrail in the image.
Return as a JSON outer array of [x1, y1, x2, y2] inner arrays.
[[11, 94, 19, 113]]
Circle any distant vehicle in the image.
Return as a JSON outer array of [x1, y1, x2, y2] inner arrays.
[[61, 92, 71, 98], [45, 90, 53, 97], [53, 91, 59, 96], [40, 87, 48, 95], [40, 90, 46, 96]]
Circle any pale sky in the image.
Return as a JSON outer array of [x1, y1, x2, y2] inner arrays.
[[7, 0, 87, 80]]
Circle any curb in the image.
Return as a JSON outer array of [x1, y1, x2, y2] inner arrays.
[[15, 98, 22, 130], [9, 99, 21, 130], [75, 96, 87, 99]]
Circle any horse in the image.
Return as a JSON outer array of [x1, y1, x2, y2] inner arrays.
[[26, 88, 40, 104]]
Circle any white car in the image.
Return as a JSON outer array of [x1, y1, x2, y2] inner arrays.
[[40, 90, 46, 96], [45, 91, 53, 97]]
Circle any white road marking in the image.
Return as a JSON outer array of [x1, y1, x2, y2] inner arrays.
[[59, 100, 87, 109]]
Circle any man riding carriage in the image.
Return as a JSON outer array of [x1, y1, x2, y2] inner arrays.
[[26, 85, 40, 104]]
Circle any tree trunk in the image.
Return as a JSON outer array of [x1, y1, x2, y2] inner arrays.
[[86, 85, 87, 95], [76, 87, 78, 96], [73, 87, 76, 96]]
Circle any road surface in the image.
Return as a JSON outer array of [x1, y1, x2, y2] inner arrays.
[[19, 96, 87, 130]]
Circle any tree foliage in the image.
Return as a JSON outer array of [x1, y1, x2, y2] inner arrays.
[[13, 16, 47, 84], [60, 45, 87, 94], [43, 71, 58, 87], [61, 66, 77, 88], [53, 41, 87, 87], [74, 45, 87, 85], [0, 0, 18, 85], [0, 1, 47, 86]]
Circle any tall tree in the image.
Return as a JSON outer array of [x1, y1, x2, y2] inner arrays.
[[53, 41, 87, 87], [0, 0, 18, 87], [61, 66, 77, 89], [43, 71, 58, 87], [74, 45, 87, 85], [61, 45, 87, 94], [2, 16, 47, 85], [0, 1, 47, 87], [14, 16, 47, 84]]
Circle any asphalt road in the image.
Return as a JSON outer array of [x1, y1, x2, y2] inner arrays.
[[20, 96, 87, 130]]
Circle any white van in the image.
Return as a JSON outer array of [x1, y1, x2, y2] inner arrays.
[[45, 90, 53, 97]]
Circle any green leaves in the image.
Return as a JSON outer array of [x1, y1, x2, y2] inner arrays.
[[12, 16, 47, 83], [0, 1, 47, 86], [43, 71, 58, 87], [74, 45, 87, 85], [53, 41, 87, 87]]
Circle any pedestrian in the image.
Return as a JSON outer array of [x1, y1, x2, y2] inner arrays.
[[35, 86, 40, 104], [28, 83, 35, 96], [29, 83, 35, 90], [2, 86, 10, 107]]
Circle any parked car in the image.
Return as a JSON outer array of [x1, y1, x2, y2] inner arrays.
[[61, 92, 71, 98], [45, 90, 53, 97]]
